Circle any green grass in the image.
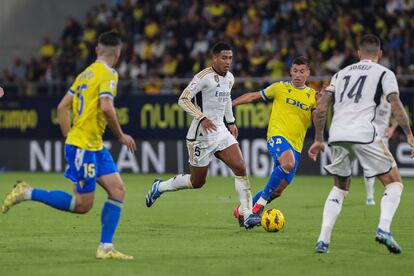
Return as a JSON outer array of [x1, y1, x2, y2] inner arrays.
[[0, 172, 413, 276]]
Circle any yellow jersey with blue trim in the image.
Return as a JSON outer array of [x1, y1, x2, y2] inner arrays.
[[260, 81, 316, 152], [65, 60, 118, 151]]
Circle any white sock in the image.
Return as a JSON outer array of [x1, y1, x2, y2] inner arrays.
[[99, 243, 114, 250], [378, 182, 403, 232], [257, 197, 267, 207], [234, 176, 253, 217], [24, 187, 33, 200], [317, 186, 348, 243], [364, 177, 375, 200], [158, 174, 192, 193]]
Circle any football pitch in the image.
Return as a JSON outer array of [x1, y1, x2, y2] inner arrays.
[[0, 172, 413, 276]]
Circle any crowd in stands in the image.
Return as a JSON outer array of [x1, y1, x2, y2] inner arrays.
[[2, 0, 414, 94]]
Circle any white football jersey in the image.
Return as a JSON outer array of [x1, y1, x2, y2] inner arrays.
[[374, 94, 392, 139], [178, 67, 235, 141], [326, 59, 398, 144]]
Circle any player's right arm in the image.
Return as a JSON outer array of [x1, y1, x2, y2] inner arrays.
[[57, 92, 74, 137], [232, 92, 262, 106], [387, 93, 414, 157], [233, 82, 281, 106], [178, 75, 217, 133]]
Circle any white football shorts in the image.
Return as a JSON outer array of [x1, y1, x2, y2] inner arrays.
[[186, 130, 238, 167], [325, 137, 396, 178]]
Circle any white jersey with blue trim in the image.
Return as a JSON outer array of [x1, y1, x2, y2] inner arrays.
[[326, 59, 399, 144], [178, 67, 235, 141]]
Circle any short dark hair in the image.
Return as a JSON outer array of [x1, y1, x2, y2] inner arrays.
[[98, 31, 122, 47], [292, 56, 309, 68], [212, 42, 232, 55], [359, 34, 381, 55]]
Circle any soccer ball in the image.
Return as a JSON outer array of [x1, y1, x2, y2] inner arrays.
[[261, 208, 285, 232]]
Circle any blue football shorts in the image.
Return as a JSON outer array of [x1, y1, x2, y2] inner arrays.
[[64, 144, 118, 194], [267, 136, 301, 184]]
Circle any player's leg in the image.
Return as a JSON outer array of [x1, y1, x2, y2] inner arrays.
[[94, 148, 132, 260], [252, 137, 297, 215], [375, 167, 403, 253], [146, 165, 208, 207], [315, 176, 350, 253], [252, 180, 288, 205], [2, 145, 97, 214], [146, 139, 212, 207], [364, 175, 375, 205], [215, 143, 253, 220], [315, 144, 353, 253], [355, 140, 402, 253]]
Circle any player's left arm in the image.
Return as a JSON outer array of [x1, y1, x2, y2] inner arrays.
[[388, 93, 414, 157], [225, 99, 238, 138], [57, 92, 74, 137]]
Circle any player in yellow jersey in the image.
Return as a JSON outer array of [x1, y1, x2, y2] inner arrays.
[[2, 32, 136, 259], [232, 56, 317, 228]]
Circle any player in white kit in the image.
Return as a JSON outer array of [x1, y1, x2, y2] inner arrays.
[[145, 42, 253, 220], [364, 95, 397, 205], [308, 35, 414, 254]]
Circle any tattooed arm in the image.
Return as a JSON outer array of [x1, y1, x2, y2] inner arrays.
[[387, 93, 414, 157], [308, 89, 334, 161]]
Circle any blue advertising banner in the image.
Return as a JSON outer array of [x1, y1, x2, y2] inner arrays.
[[0, 93, 413, 140]]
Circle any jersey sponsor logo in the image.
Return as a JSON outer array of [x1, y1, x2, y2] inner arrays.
[[285, 98, 310, 111]]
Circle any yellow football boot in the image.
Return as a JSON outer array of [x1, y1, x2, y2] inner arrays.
[[96, 246, 134, 260], [2, 181, 31, 214]]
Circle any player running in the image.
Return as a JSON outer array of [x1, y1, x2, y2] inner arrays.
[[232, 56, 317, 229], [309, 34, 414, 254], [145, 42, 253, 221], [2, 32, 136, 260]]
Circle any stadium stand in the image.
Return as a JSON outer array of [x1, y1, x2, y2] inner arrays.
[[1, 0, 414, 95]]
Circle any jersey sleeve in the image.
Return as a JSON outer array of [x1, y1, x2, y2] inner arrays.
[[325, 73, 339, 93], [382, 70, 399, 98], [178, 75, 206, 121], [260, 82, 281, 101], [99, 74, 118, 99], [68, 77, 79, 95]]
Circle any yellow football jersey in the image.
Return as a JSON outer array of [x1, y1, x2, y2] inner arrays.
[[65, 60, 118, 151], [260, 81, 316, 152]]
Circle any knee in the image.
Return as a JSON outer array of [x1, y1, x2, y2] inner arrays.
[[281, 160, 295, 173], [75, 198, 93, 214], [191, 177, 206, 189], [108, 184, 126, 201]]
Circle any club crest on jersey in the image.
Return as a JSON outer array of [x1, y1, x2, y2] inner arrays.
[[306, 93, 310, 99], [286, 98, 309, 111], [288, 89, 292, 93], [214, 75, 219, 83]]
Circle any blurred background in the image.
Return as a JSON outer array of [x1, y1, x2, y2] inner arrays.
[[0, 0, 413, 176]]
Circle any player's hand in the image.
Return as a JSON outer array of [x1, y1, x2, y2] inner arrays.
[[228, 124, 238, 139], [119, 133, 136, 152], [308, 140, 325, 161], [0, 87, 4, 98], [201, 118, 217, 133], [407, 134, 414, 158]]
